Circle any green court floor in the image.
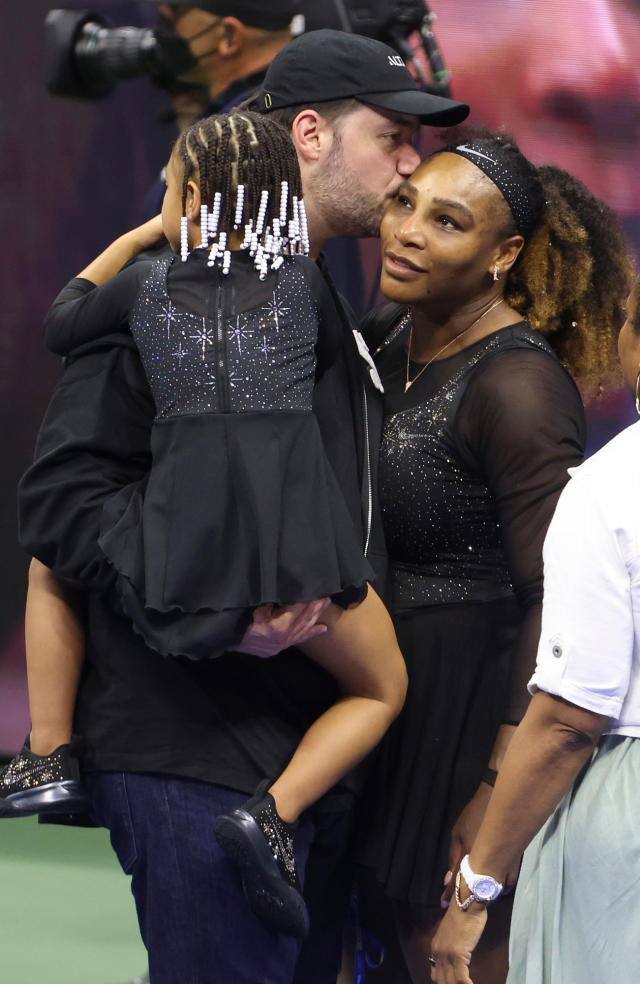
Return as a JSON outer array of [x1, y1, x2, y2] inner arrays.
[[0, 816, 147, 984]]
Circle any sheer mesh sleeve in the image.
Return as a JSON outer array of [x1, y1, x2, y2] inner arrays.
[[455, 347, 586, 719], [44, 262, 151, 356]]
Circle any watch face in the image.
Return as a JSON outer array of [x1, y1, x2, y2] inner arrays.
[[474, 877, 500, 901]]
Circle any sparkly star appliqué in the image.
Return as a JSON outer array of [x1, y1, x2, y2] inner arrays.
[[261, 293, 291, 332], [190, 318, 216, 359], [227, 314, 254, 355], [171, 340, 188, 366], [160, 299, 177, 339], [260, 334, 272, 364]]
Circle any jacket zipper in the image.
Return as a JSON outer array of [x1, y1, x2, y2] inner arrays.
[[362, 382, 373, 557], [216, 269, 230, 411]]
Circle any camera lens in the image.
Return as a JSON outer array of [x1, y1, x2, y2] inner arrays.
[[44, 9, 198, 101], [74, 23, 159, 95]]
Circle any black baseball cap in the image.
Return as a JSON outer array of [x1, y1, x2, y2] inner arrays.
[[256, 29, 470, 126], [148, 1, 296, 31]]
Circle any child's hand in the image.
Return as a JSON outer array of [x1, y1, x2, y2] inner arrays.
[[76, 216, 166, 285]]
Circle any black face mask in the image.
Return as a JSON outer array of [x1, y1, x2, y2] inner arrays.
[[152, 14, 200, 79]]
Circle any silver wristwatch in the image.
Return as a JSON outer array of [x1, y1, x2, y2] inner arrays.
[[456, 854, 503, 910]]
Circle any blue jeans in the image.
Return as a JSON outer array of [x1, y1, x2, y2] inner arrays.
[[293, 802, 355, 984], [87, 772, 316, 984]]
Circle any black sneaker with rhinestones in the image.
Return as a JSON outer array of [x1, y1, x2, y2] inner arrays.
[[214, 779, 310, 938], [0, 737, 90, 818]]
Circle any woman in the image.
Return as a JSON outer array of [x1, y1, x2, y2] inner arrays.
[[430, 272, 640, 983], [357, 130, 632, 984]]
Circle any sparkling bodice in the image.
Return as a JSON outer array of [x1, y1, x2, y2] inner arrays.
[[131, 255, 319, 419], [378, 324, 557, 607]]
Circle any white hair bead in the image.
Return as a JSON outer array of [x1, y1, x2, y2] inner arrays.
[[180, 216, 189, 262], [240, 220, 254, 251], [279, 181, 289, 226], [233, 184, 245, 230], [255, 189, 270, 237], [207, 241, 218, 266], [200, 205, 209, 247], [208, 192, 222, 239], [298, 198, 310, 256]]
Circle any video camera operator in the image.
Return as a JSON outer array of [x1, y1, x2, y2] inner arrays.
[[138, 1, 295, 218]]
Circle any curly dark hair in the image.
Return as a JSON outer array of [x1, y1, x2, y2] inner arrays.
[[630, 275, 640, 335], [439, 127, 633, 393], [174, 110, 303, 237]]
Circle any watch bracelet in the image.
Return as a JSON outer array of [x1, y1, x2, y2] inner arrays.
[[454, 868, 487, 911]]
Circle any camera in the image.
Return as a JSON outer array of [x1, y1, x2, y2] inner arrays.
[[44, 8, 197, 100]]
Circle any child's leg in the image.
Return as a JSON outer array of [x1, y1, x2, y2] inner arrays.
[[269, 586, 407, 822], [214, 586, 405, 937], [25, 558, 85, 755], [0, 559, 88, 817]]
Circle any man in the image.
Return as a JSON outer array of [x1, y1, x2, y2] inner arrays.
[[140, 0, 296, 219], [257, 29, 467, 249], [257, 27, 468, 313], [155, 0, 294, 109], [19, 31, 468, 984]]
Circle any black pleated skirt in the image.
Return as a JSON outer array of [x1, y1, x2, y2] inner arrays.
[[357, 597, 520, 907], [98, 411, 372, 658]]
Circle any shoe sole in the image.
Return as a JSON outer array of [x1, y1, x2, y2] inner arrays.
[[0, 780, 90, 818], [214, 810, 310, 939]]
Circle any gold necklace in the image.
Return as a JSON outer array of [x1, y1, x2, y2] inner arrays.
[[404, 296, 505, 393]]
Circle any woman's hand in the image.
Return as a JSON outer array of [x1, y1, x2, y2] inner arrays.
[[441, 783, 492, 907], [441, 784, 520, 907], [442, 725, 520, 905], [430, 900, 488, 984]]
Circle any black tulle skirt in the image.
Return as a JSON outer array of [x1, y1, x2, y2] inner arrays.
[[98, 411, 372, 658], [357, 597, 520, 908]]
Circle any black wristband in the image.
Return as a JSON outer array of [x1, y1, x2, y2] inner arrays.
[[482, 767, 498, 787]]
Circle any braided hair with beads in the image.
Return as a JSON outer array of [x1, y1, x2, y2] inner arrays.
[[175, 111, 307, 278]]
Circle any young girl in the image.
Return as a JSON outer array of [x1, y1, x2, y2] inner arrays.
[[1, 111, 407, 938]]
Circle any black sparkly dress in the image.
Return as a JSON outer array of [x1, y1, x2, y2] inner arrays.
[[48, 250, 372, 658], [358, 315, 585, 908]]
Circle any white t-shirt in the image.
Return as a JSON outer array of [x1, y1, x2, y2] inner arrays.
[[529, 419, 640, 736]]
